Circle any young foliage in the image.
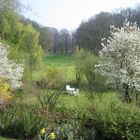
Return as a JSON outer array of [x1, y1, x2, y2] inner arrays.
[[75, 48, 99, 89], [19, 24, 43, 82]]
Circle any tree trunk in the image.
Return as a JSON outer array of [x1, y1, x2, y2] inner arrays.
[[65, 36, 68, 53], [136, 92, 138, 104], [123, 84, 131, 103]]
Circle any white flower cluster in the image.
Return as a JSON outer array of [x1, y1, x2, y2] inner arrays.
[[0, 43, 24, 89], [96, 21, 140, 91]]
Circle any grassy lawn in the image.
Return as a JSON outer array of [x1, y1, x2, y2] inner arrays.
[[43, 53, 74, 66], [33, 53, 75, 80], [16, 89, 93, 110]]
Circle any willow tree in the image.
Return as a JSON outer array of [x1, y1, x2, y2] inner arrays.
[[96, 21, 140, 102], [19, 24, 43, 82]]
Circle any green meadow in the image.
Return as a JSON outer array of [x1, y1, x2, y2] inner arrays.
[[43, 53, 75, 67]]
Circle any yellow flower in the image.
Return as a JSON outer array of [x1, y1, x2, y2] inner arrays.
[[50, 132, 55, 139], [40, 128, 46, 135], [3, 83, 9, 92]]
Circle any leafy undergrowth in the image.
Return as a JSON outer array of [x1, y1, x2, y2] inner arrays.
[[90, 93, 140, 140], [1, 91, 140, 140]]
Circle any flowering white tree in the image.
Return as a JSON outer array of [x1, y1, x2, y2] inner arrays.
[[0, 42, 24, 89], [96, 21, 140, 102]]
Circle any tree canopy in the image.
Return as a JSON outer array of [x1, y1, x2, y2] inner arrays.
[[75, 7, 140, 54]]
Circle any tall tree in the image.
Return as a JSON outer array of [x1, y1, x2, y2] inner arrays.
[[30, 21, 53, 53], [60, 29, 71, 53], [75, 7, 140, 54], [75, 12, 116, 53], [48, 27, 60, 53], [96, 21, 140, 102], [19, 24, 43, 82]]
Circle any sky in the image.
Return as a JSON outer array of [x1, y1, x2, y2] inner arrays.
[[21, 0, 140, 31]]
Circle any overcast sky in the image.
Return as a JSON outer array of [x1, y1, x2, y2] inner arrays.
[[21, 0, 140, 31]]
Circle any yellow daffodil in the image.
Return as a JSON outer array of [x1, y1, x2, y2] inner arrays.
[[50, 132, 55, 139], [40, 128, 46, 135]]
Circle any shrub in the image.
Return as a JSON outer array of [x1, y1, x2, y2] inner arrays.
[[91, 93, 140, 140], [45, 67, 65, 89], [49, 116, 98, 140], [56, 123, 77, 140], [0, 106, 46, 139], [0, 43, 24, 90], [0, 78, 14, 107], [74, 49, 108, 92]]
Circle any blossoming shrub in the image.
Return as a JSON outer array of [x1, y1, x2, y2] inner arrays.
[[0, 42, 24, 108], [96, 21, 140, 102], [0, 43, 24, 90]]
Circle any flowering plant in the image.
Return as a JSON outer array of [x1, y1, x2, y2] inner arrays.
[[0, 78, 13, 106], [0, 42, 24, 90], [40, 128, 56, 140], [95, 20, 140, 101]]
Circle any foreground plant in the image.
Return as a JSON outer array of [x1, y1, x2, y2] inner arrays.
[[0, 107, 45, 139], [40, 128, 56, 140]]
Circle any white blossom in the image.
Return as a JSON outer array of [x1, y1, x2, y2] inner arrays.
[[0, 43, 24, 89], [96, 21, 140, 91]]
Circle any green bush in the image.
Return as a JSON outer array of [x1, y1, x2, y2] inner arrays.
[[56, 123, 76, 140], [74, 49, 108, 91], [0, 106, 46, 139], [53, 103, 97, 140], [45, 67, 65, 89], [54, 118, 97, 140], [90, 93, 140, 140]]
